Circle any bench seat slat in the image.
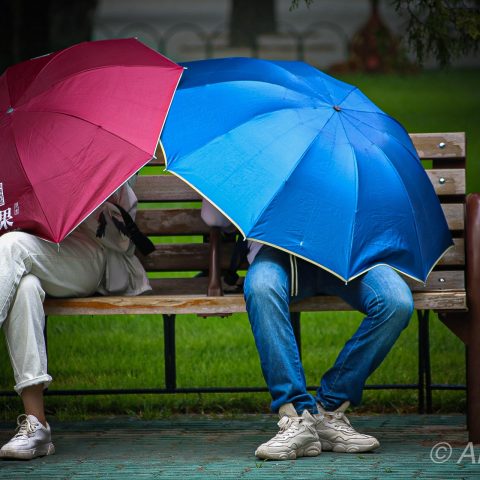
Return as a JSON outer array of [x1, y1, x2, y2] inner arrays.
[[44, 290, 467, 316]]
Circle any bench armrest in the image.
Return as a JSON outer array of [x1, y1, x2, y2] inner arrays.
[[207, 226, 223, 296], [466, 193, 480, 313]]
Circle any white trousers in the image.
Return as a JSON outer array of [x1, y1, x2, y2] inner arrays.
[[0, 230, 106, 394]]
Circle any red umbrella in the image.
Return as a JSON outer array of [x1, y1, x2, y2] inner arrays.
[[0, 38, 183, 242]]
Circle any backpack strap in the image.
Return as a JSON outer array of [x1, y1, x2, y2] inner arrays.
[[113, 203, 156, 256], [223, 234, 249, 286]]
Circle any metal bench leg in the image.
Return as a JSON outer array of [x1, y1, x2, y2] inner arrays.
[[163, 314, 177, 392], [418, 310, 432, 413], [291, 312, 302, 360], [417, 310, 432, 414]]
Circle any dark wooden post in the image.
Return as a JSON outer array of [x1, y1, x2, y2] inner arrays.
[[466, 193, 480, 441]]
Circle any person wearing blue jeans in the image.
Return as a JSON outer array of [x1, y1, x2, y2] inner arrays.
[[247, 246, 414, 460], [202, 201, 414, 460]]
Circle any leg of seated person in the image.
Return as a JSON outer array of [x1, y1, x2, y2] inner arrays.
[[244, 246, 321, 460], [312, 265, 414, 452], [0, 230, 106, 460], [0, 230, 106, 325], [1, 273, 54, 460], [3, 274, 51, 421]]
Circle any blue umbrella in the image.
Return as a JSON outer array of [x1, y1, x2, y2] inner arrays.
[[161, 57, 452, 283]]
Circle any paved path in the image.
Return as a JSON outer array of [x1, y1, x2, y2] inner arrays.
[[0, 414, 478, 479]]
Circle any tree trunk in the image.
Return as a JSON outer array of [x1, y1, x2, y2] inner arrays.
[[49, 0, 98, 51], [229, 0, 277, 48]]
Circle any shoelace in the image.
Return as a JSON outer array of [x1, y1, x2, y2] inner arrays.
[[274, 415, 302, 440], [325, 411, 355, 433], [14, 415, 37, 438]]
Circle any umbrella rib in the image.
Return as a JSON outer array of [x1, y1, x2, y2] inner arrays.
[[166, 104, 333, 169], [338, 88, 407, 125], [336, 87, 361, 109], [61, 168, 151, 242], [243, 108, 338, 231], [341, 114, 428, 276], [12, 63, 182, 109], [24, 108, 157, 157], [334, 111, 359, 279], [10, 108, 158, 242], [181, 59, 324, 100], [343, 110, 420, 164], [275, 63, 336, 104], [10, 43, 83, 106], [7, 125, 56, 239]]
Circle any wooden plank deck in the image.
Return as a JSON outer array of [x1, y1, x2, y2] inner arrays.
[[0, 414, 478, 479]]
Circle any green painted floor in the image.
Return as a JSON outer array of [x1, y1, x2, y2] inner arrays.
[[0, 414, 478, 479]]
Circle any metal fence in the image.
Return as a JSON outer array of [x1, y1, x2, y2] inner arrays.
[[94, 20, 350, 66]]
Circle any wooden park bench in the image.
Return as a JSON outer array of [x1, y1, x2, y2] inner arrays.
[[41, 132, 479, 441]]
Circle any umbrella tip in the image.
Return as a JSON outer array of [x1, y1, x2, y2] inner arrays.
[[333, 105, 341, 112], [6, 107, 14, 114]]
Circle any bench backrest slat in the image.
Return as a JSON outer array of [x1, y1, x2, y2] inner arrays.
[[150, 132, 466, 167], [136, 209, 208, 236], [143, 270, 464, 295], [138, 237, 464, 273], [135, 168, 465, 200], [410, 132, 466, 159], [134, 203, 464, 236]]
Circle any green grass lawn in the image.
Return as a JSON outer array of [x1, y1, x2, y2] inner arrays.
[[0, 69, 476, 420], [0, 311, 466, 420]]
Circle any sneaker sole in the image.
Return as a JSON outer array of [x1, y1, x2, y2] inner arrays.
[[255, 440, 322, 460], [321, 439, 380, 453], [0, 442, 55, 460]]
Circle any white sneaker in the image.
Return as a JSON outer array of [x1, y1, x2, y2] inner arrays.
[[255, 403, 322, 460], [0, 414, 55, 460], [314, 401, 380, 453]]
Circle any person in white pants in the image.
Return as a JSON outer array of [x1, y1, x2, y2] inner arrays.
[[0, 181, 151, 460]]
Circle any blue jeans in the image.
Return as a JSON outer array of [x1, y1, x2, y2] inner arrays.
[[244, 246, 414, 414]]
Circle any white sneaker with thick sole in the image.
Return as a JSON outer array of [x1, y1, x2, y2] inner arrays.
[[255, 403, 322, 460], [314, 401, 380, 453], [0, 414, 55, 460]]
